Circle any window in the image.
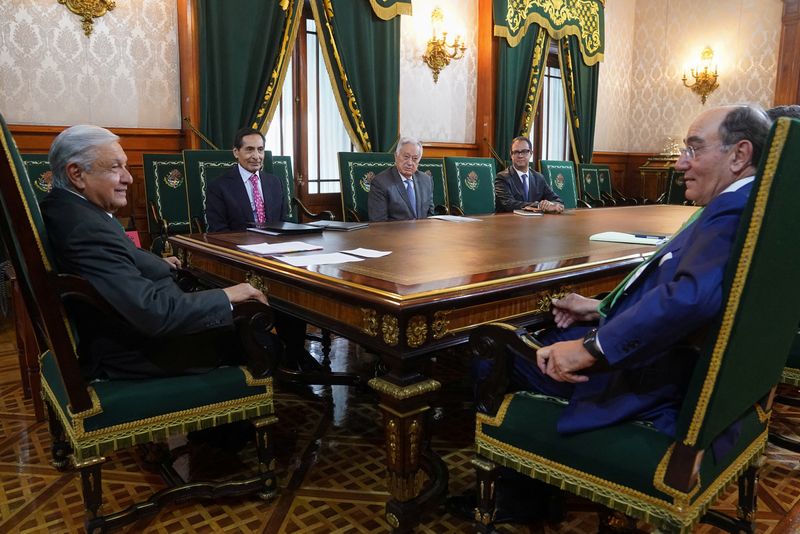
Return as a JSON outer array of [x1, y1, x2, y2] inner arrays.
[[531, 49, 571, 163]]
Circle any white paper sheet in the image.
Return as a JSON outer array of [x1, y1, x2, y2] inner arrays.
[[342, 248, 392, 258], [237, 241, 323, 255], [273, 252, 364, 267], [589, 232, 667, 246], [429, 215, 482, 222]]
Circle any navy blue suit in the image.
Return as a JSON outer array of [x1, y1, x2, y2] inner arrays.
[[206, 165, 288, 232], [509, 180, 753, 437], [494, 166, 562, 212]]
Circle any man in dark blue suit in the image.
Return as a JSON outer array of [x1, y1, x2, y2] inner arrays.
[[206, 127, 287, 231], [514, 105, 771, 438], [494, 136, 563, 213]]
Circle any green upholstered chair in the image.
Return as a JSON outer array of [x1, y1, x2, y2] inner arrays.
[[272, 155, 334, 223], [468, 117, 800, 534], [418, 157, 449, 215], [581, 163, 637, 205], [443, 157, 496, 215], [142, 153, 189, 255], [21, 153, 54, 201], [577, 165, 607, 207], [0, 114, 279, 533], [539, 160, 589, 210], [337, 151, 394, 222], [662, 169, 691, 205], [182, 149, 242, 232], [769, 330, 800, 452]]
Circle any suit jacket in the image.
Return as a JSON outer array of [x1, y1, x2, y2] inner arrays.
[[557, 180, 754, 437], [494, 166, 562, 212], [40, 187, 233, 379], [368, 166, 435, 221], [206, 165, 288, 232]]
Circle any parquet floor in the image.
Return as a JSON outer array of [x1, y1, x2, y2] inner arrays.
[[2, 318, 800, 533]]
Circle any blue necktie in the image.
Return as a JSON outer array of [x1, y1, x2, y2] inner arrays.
[[405, 179, 417, 218], [521, 173, 529, 201]]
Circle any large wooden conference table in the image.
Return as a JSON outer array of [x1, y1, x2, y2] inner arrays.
[[170, 204, 697, 532]]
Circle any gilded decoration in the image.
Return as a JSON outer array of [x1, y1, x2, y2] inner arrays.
[[35, 171, 54, 193], [382, 314, 399, 346], [388, 470, 425, 501], [431, 310, 451, 339], [385, 512, 400, 528], [387, 418, 399, 465], [58, 0, 116, 37], [520, 31, 549, 136], [368, 377, 441, 400], [535, 287, 572, 313], [245, 272, 269, 295], [408, 418, 421, 465], [406, 315, 428, 348], [361, 308, 378, 336]]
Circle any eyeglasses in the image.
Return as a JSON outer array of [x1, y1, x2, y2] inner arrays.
[[511, 149, 531, 156], [398, 153, 421, 163], [678, 142, 730, 160]]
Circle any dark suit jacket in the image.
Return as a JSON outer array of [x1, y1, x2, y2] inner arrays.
[[368, 167, 435, 221], [40, 188, 233, 379], [494, 166, 562, 212], [206, 165, 288, 232], [556, 180, 754, 437]]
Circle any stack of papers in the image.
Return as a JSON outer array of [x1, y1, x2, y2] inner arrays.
[[513, 209, 543, 217], [237, 241, 323, 255], [429, 215, 482, 222], [589, 232, 667, 246]]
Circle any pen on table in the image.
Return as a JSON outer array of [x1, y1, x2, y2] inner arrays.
[[634, 234, 666, 239]]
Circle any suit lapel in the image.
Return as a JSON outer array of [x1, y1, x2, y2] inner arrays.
[[392, 168, 414, 214], [231, 173, 255, 223]]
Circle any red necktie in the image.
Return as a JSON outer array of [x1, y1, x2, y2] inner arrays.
[[249, 174, 265, 224]]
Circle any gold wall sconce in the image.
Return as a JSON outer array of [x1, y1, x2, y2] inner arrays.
[[682, 46, 719, 105], [421, 7, 466, 83], [58, 0, 116, 37]]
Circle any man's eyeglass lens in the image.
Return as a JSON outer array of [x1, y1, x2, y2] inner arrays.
[[511, 149, 531, 156]]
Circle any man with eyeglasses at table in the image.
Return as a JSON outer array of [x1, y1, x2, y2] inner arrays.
[[494, 136, 564, 213], [368, 136, 434, 221]]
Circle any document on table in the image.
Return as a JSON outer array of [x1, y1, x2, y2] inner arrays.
[[589, 231, 667, 246], [342, 248, 391, 258], [273, 252, 365, 267], [237, 241, 323, 255], [429, 215, 482, 222]]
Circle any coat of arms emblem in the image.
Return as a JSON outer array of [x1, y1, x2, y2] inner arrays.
[[163, 169, 183, 189], [554, 173, 565, 190], [599, 172, 607, 185], [34, 171, 53, 193], [360, 171, 374, 192], [584, 173, 592, 185], [465, 171, 479, 191]]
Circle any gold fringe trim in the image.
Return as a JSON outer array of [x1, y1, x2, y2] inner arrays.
[[520, 31, 550, 138], [651, 444, 700, 507], [557, 42, 582, 164], [755, 403, 770, 424], [369, 0, 411, 20], [493, 13, 603, 66], [781, 366, 800, 387], [310, 0, 372, 152], [685, 118, 790, 446]]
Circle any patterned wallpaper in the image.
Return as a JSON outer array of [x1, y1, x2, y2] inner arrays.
[[399, 0, 478, 144], [0, 0, 181, 129], [625, 0, 782, 153]]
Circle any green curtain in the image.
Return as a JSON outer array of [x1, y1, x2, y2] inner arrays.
[[494, 25, 550, 162], [559, 35, 600, 164], [368, 0, 412, 19], [310, 0, 400, 152], [198, 0, 301, 149]]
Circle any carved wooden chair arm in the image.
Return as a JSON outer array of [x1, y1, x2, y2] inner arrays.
[[291, 197, 334, 221]]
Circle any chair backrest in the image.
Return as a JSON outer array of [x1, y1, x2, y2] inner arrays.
[[271, 155, 298, 223], [664, 169, 687, 205], [578, 165, 603, 202], [337, 152, 394, 222], [540, 160, 580, 209], [582, 163, 613, 197], [677, 117, 800, 450], [418, 157, 449, 213], [142, 153, 191, 235], [0, 114, 93, 413], [21, 153, 54, 202], [443, 157, 496, 215]]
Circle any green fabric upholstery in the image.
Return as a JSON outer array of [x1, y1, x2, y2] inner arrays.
[[418, 157, 448, 214], [21, 153, 53, 201], [540, 160, 580, 209], [577, 165, 605, 206], [476, 392, 767, 533], [142, 153, 191, 235], [581, 163, 618, 204], [782, 331, 800, 386], [443, 157, 496, 215], [664, 169, 688, 205], [272, 155, 298, 223], [337, 151, 394, 222]]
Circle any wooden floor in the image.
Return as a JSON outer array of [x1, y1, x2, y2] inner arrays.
[[2, 317, 800, 533]]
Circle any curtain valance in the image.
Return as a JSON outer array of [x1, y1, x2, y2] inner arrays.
[[368, 0, 412, 20], [493, 0, 604, 65]]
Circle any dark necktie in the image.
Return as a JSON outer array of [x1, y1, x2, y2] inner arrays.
[[521, 173, 529, 201], [405, 179, 417, 218]]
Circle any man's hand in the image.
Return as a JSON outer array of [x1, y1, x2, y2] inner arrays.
[[536, 339, 595, 383], [551, 293, 601, 328], [223, 283, 268, 305], [163, 256, 182, 270], [539, 199, 564, 213]]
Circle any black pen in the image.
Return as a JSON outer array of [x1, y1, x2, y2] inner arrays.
[[634, 234, 666, 239]]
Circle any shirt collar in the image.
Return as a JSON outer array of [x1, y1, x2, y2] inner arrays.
[[64, 187, 113, 217], [238, 164, 259, 182], [722, 175, 755, 194]]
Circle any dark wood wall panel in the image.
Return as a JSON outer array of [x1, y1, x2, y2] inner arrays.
[[775, 0, 800, 105]]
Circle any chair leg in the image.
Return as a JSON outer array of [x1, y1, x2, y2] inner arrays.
[[79, 457, 107, 534], [597, 508, 637, 533], [736, 465, 758, 533], [255, 415, 279, 501], [472, 458, 501, 533], [45, 402, 72, 470], [321, 328, 333, 367]]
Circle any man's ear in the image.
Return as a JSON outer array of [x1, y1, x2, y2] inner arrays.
[[730, 140, 755, 174], [65, 162, 85, 191]]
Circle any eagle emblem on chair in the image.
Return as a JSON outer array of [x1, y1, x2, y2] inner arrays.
[[360, 171, 374, 192], [465, 171, 479, 191], [554, 173, 565, 190], [163, 169, 184, 189], [34, 171, 53, 193], [584, 173, 592, 185], [599, 172, 607, 185]]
